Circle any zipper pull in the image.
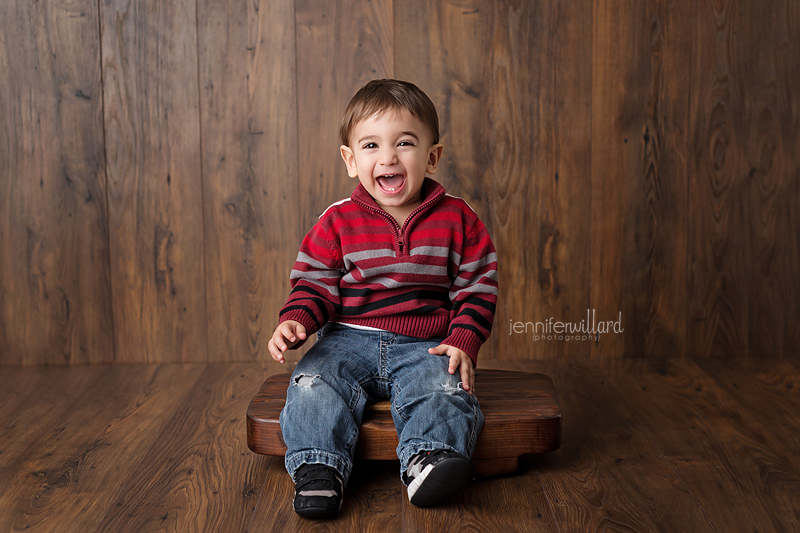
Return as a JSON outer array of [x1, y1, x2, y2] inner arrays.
[[398, 239, 404, 251]]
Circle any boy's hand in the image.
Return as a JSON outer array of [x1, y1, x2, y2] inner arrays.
[[428, 344, 475, 395], [268, 320, 307, 364]]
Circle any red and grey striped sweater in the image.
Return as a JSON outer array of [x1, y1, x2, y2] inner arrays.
[[279, 178, 498, 363]]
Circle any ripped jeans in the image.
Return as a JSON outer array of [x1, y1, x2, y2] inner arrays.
[[280, 322, 484, 486]]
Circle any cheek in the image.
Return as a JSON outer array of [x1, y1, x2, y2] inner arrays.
[[401, 153, 426, 170], [357, 154, 375, 169]]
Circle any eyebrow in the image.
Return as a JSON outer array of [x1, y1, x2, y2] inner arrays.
[[357, 131, 420, 145]]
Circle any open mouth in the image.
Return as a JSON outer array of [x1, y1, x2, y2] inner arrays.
[[376, 174, 406, 194]]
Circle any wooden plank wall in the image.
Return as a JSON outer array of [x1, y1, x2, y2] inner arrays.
[[0, 0, 797, 365]]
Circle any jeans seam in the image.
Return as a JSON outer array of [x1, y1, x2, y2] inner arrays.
[[391, 390, 409, 422], [344, 422, 359, 454], [379, 333, 388, 397], [467, 396, 482, 455], [348, 383, 362, 413]]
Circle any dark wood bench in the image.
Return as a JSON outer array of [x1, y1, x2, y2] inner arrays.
[[247, 369, 561, 476]]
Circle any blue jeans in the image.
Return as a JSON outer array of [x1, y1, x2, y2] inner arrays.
[[280, 322, 484, 486]]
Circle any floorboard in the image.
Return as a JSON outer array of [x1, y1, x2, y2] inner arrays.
[[402, 454, 559, 533], [249, 457, 403, 533], [696, 358, 800, 460], [0, 365, 201, 532], [513, 359, 715, 533], [0, 367, 108, 470], [95, 363, 269, 533], [601, 358, 800, 533], [0, 366, 110, 504], [0, 367, 56, 418], [0, 358, 798, 532]]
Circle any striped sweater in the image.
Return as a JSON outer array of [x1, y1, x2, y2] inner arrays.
[[279, 178, 498, 363]]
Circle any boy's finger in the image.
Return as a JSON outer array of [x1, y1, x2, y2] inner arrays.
[[448, 356, 459, 375], [280, 323, 296, 343], [460, 364, 472, 394], [267, 339, 284, 363], [274, 330, 290, 351]]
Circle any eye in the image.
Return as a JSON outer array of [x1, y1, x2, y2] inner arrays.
[[398, 140, 415, 147], [362, 142, 378, 149]]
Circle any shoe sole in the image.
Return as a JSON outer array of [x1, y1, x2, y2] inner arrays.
[[408, 456, 475, 507], [293, 495, 342, 519], [294, 505, 339, 519]]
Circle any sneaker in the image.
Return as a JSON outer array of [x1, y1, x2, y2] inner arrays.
[[402, 449, 475, 507], [292, 463, 344, 519]]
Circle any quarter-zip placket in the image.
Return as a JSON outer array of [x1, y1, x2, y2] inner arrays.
[[351, 179, 446, 256], [355, 202, 406, 254], [396, 201, 432, 254]]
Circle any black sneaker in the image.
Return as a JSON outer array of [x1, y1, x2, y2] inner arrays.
[[292, 463, 344, 519], [402, 449, 475, 507]]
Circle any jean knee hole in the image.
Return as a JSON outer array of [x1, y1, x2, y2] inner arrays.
[[293, 374, 321, 388], [438, 376, 465, 395]]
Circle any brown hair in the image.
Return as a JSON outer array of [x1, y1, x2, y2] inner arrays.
[[339, 79, 440, 147]]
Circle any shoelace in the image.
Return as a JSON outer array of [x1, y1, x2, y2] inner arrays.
[[406, 449, 448, 478]]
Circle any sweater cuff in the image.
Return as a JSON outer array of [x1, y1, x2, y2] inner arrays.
[[279, 309, 323, 348], [441, 329, 484, 365]]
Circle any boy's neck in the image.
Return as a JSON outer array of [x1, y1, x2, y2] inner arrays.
[[381, 201, 422, 229]]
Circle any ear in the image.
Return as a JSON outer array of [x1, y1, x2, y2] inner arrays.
[[426, 144, 444, 175], [340, 145, 359, 178]]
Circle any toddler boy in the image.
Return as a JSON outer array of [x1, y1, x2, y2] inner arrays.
[[269, 79, 498, 519]]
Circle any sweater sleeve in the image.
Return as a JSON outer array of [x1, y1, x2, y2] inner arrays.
[[441, 220, 499, 364], [278, 218, 343, 343]]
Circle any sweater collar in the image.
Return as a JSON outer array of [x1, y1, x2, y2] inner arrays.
[[350, 177, 446, 215]]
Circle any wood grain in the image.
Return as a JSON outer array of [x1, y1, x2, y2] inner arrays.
[[2, 361, 800, 529], [0, 367, 58, 423], [738, 0, 800, 359], [0, 364, 203, 532], [603, 358, 800, 532], [2, 0, 799, 366], [687, 0, 749, 358], [0, 0, 113, 365], [697, 358, 800, 458], [591, 0, 692, 359], [0, 366, 109, 498], [100, 0, 208, 363], [197, 0, 300, 363], [402, 454, 558, 533], [785, 2, 800, 357], [95, 363, 268, 533], [249, 458, 403, 532], [295, 0, 394, 233], [510, 359, 715, 532], [493, 0, 593, 361]]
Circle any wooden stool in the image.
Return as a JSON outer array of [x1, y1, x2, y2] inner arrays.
[[246, 369, 561, 476]]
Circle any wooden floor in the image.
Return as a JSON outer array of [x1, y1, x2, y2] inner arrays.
[[1, 357, 799, 532]]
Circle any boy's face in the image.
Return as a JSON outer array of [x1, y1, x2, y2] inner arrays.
[[340, 109, 443, 212]]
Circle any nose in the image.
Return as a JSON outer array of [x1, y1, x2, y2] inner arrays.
[[378, 146, 398, 166]]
